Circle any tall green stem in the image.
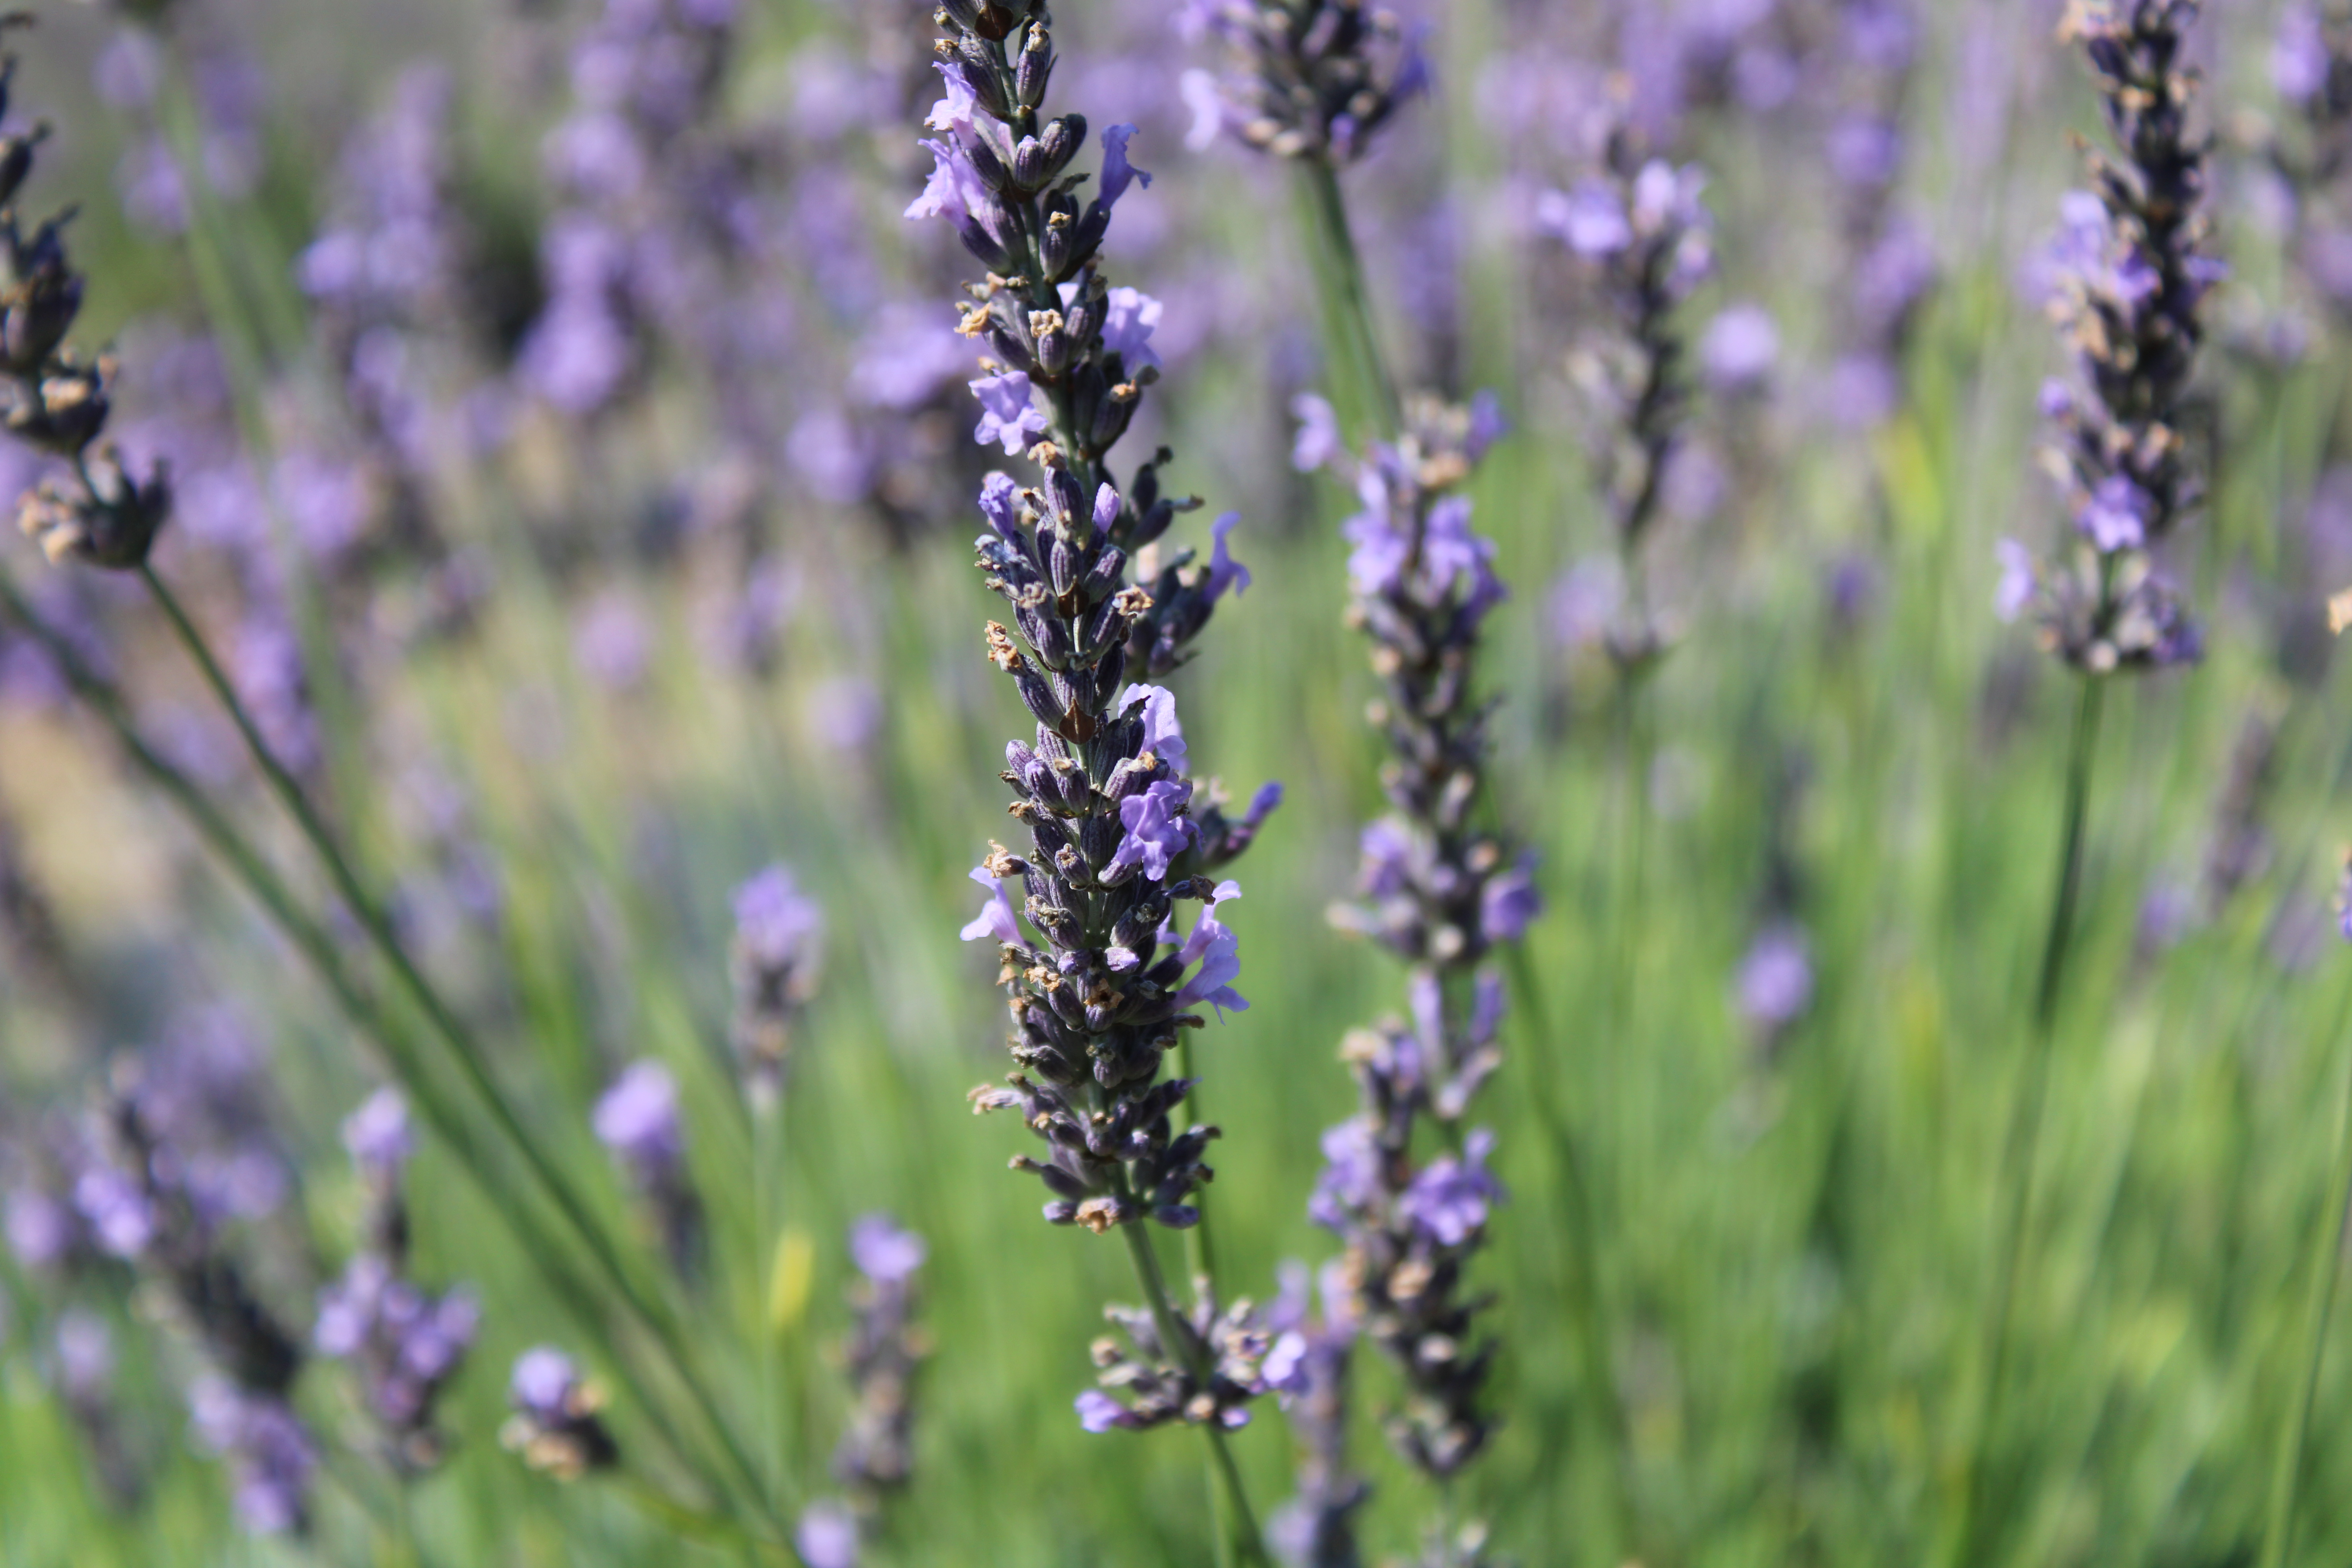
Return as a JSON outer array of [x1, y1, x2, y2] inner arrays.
[[2257, 975, 2352, 1568], [1118, 1219, 1270, 1568], [132, 563, 782, 1534], [1298, 157, 1402, 442], [1948, 675, 2105, 1568]]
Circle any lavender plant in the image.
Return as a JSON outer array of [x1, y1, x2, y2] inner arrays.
[[1956, 3, 2216, 1563], [1540, 132, 1714, 670], [795, 1214, 929, 1565], [315, 1090, 479, 1475], [909, 0, 1277, 1553]]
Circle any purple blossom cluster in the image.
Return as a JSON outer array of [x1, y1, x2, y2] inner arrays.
[[795, 1214, 931, 1565], [1538, 132, 1714, 666], [1177, 0, 1432, 165], [188, 1376, 317, 1536], [1817, 1, 1935, 431], [1998, 0, 2215, 673], [1076, 1284, 1273, 1434], [593, 1059, 705, 1281], [314, 1091, 479, 1473], [501, 1345, 619, 1480], [914, 0, 1280, 1438], [728, 864, 825, 1103], [1299, 395, 1528, 1486]]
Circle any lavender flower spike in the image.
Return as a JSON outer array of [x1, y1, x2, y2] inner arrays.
[[912, 0, 1280, 1504], [594, 1060, 706, 1282], [2005, 0, 2216, 672], [502, 1346, 619, 1481], [1180, 1, 1431, 164], [316, 1089, 478, 1473], [728, 864, 824, 1104], [0, 22, 171, 572], [1308, 395, 1530, 1489]]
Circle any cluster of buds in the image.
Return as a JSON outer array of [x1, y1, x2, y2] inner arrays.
[[1178, 0, 1432, 164], [1538, 125, 1714, 668], [1076, 1284, 1272, 1434], [312, 1091, 478, 1474], [0, 25, 170, 571], [726, 864, 824, 1106], [2000, 0, 2218, 673], [503, 1347, 619, 1481], [592, 1060, 705, 1283], [830, 1216, 929, 1503], [82, 1073, 314, 1532], [1301, 394, 1526, 1487]]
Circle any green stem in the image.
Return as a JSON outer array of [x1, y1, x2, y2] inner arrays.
[[1298, 156, 1402, 441], [1947, 674, 2105, 1568], [2257, 973, 2352, 1568], [1503, 940, 1637, 1559], [132, 563, 783, 1534], [1172, 1034, 1221, 1295], [1118, 1220, 1271, 1568]]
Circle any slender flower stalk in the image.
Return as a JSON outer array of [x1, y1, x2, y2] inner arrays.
[[1293, 402, 1523, 1562], [2256, 871, 2352, 1568], [796, 1214, 932, 1568], [1956, 6, 2214, 1564], [908, 3, 1277, 1560], [1179, 0, 1429, 439]]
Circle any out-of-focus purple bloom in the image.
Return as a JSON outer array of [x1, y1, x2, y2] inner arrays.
[[1480, 857, 1541, 944], [1537, 179, 1634, 257], [1289, 392, 1345, 472], [1173, 882, 1249, 1017], [1994, 538, 2038, 622], [849, 1215, 926, 1285], [189, 1379, 315, 1535], [572, 590, 653, 694], [592, 1060, 684, 1179], [341, 1088, 413, 1180], [1076, 1388, 1131, 1433], [1827, 115, 1902, 191], [2076, 474, 2151, 552], [2278, 4, 2331, 104], [74, 1167, 154, 1259], [503, 1344, 619, 1479], [1736, 924, 1814, 1035], [1397, 1129, 1503, 1248], [6, 1187, 77, 1270], [796, 1502, 863, 1568], [1102, 287, 1163, 374], [969, 371, 1047, 456], [1700, 303, 1780, 396]]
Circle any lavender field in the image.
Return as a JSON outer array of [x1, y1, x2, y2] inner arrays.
[[4, 0, 2352, 1564]]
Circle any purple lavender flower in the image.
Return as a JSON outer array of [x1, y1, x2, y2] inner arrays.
[[1182, 0, 1430, 164], [796, 1502, 864, 1568], [969, 371, 1049, 455], [502, 1346, 617, 1480], [2007, 0, 2214, 674], [594, 1060, 704, 1279], [189, 1378, 315, 1535], [341, 1087, 413, 1181], [729, 865, 826, 1102], [1735, 924, 1815, 1038], [831, 1214, 928, 1503], [1699, 303, 1780, 397]]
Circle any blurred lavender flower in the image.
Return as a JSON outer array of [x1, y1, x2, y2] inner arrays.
[[1179, 0, 1432, 163], [594, 1060, 705, 1281], [1735, 922, 1814, 1042], [0, 26, 172, 574], [796, 1501, 864, 1568], [315, 1091, 477, 1473], [1263, 1260, 1367, 1568], [1308, 396, 1524, 1485], [1545, 132, 1713, 668], [189, 1377, 315, 1536], [2004, 0, 2215, 673], [502, 1346, 618, 1480], [728, 864, 825, 1104], [828, 1214, 929, 1526], [1698, 301, 1780, 397]]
